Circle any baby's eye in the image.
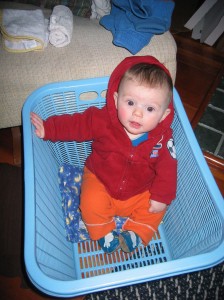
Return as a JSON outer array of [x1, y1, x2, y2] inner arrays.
[[147, 107, 154, 112], [127, 100, 134, 106]]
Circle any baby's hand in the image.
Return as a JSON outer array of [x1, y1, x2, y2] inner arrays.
[[149, 199, 167, 213], [30, 112, 45, 139]]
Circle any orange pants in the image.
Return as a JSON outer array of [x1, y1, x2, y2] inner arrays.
[[79, 167, 166, 245]]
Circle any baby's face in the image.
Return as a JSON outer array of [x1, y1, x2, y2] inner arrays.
[[114, 78, 170, 140]]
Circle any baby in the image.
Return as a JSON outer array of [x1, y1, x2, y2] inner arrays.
[[31, 56, 177, 253]]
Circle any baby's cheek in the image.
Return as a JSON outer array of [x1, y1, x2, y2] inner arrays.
[[118, 107, 128, 120]]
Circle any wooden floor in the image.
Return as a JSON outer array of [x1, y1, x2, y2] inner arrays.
[[174, 32, 224, 127], [173, 32, 224, 196], [0, 33, 224, 299]]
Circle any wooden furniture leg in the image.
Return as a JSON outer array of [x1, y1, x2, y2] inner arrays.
[[11, 126, 22, 166]]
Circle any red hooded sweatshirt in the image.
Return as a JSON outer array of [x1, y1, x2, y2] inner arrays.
[[44, 56, 177, 204]]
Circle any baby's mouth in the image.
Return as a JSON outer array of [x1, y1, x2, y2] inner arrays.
[[129, 121, 141, 129]]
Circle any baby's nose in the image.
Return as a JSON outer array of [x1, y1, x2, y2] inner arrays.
[[133, 108, 143, 117]]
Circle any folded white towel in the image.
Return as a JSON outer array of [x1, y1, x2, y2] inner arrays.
[[49, 5, 73, 48], [0, 9, 48, 53]]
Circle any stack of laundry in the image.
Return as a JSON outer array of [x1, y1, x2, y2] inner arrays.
[[0, 5, 73, 52], [100, 0, 175, 54]]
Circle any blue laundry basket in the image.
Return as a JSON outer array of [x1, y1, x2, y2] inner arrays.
[[22, 77, 224, 298]]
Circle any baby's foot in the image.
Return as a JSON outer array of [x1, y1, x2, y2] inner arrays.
[[119, 230, 141, 253], [98, 231, 120, 253]]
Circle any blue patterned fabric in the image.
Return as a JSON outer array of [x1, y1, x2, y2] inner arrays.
[[58, 164, 126, 243]]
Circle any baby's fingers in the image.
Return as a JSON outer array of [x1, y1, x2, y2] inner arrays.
[[149, 200, 167, 213], [31, 112, 42, 126], [30, 112, 45, 138]]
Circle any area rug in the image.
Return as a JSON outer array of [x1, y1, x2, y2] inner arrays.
[[85, 262, 224, 299]]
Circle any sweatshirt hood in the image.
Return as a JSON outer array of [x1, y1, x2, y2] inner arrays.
[[106, 55, 174, 137]]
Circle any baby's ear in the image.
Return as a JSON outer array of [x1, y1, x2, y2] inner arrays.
[[113, 92, 118, 109], [160, 108, 171, 122]]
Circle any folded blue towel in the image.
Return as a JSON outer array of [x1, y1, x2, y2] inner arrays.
[[100, 0, 175, 54]]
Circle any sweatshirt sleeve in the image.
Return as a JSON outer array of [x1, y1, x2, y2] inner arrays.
[[43, 106, 103, 142], [150, 134, 177, 205]]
